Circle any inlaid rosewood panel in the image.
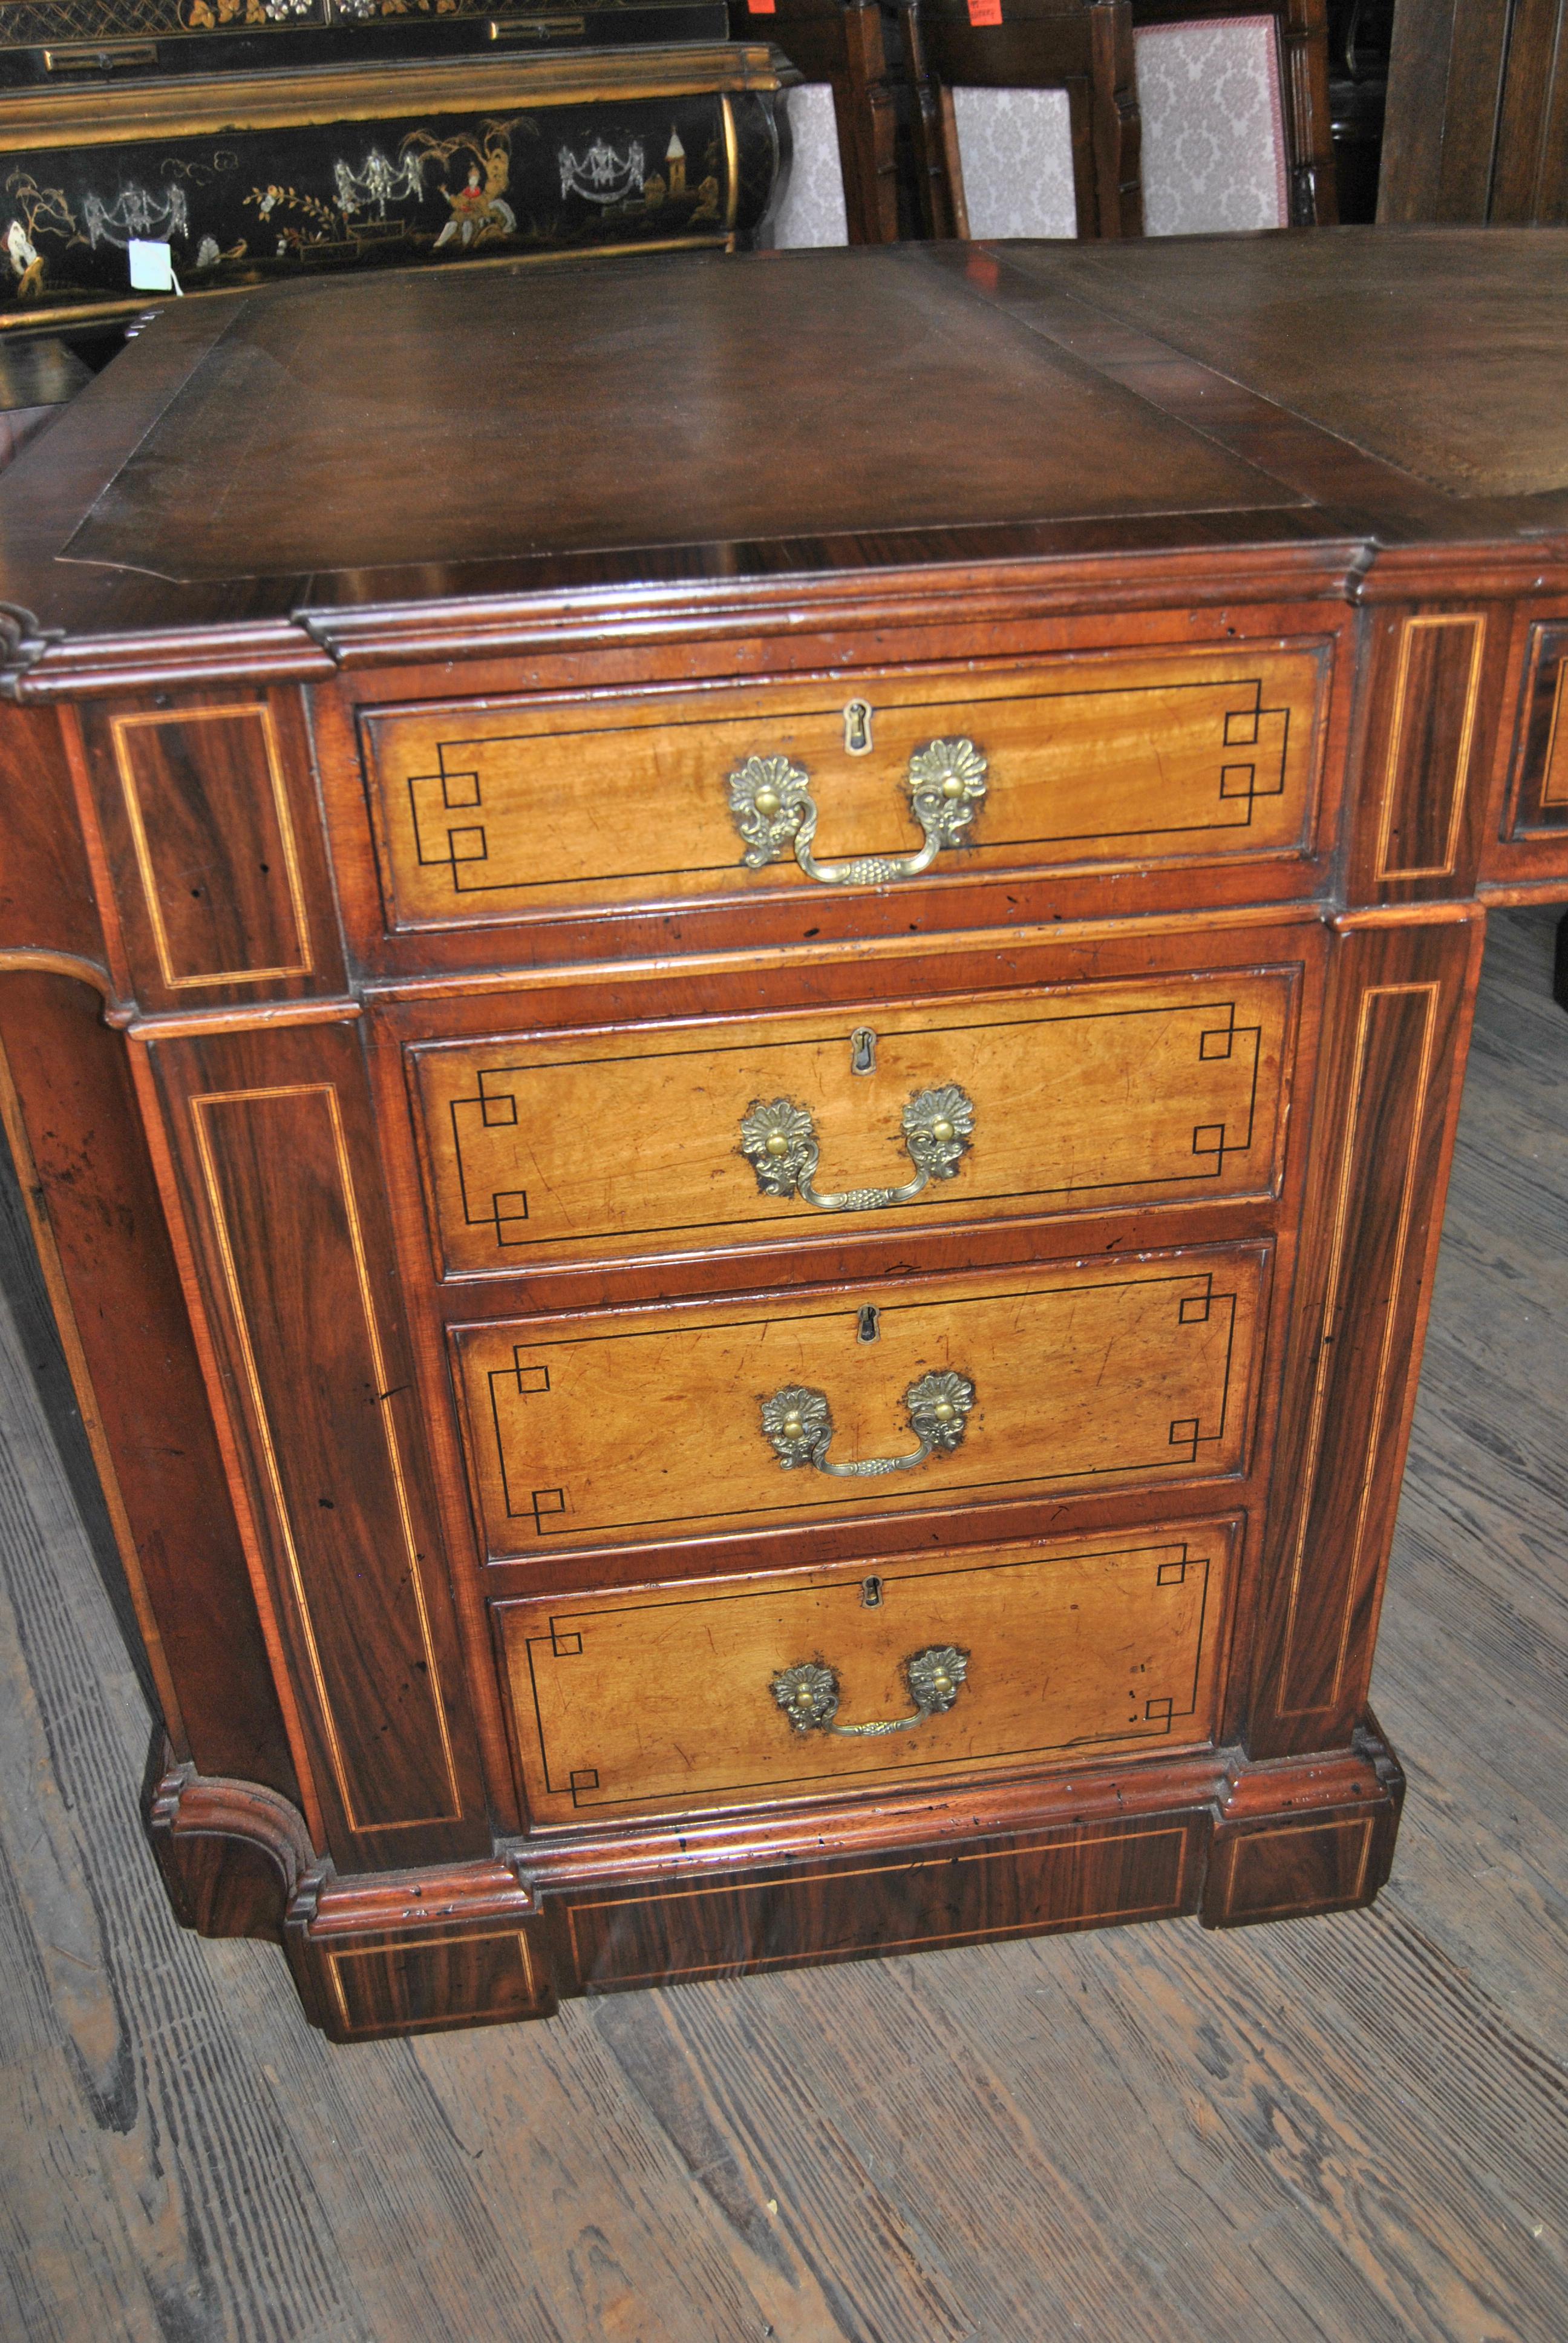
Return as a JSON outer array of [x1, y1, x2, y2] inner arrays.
[[557, 1811, 1203, 1992], [454, 1246, 1264, 1555], [317, 1927, 554, 2040], [1369, 614, 1488, 882], [497, 1520, 1240, 1824], [138, 1021, 491, 1867], [1478, 602, 1568, 892], [1506, 620, 1568, 834], [360, 644, 1330, 931], [102, 706, 313, 991], [70, 692, 347, 1012], [409, 965, 1295, 1277], [1249, 913, 1483, 1755]]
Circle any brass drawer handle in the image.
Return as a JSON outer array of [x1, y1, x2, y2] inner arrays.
[[762, 1369, 975, 1476], [728, 738, 987, 886], [772, 1643, 970, 1735], [740, 1084, 974, 1211]]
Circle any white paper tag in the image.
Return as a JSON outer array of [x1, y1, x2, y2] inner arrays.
[[128, 239, 178, 293]]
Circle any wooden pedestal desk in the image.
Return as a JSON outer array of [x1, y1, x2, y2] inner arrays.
[[0, 232, 1564, 2043]]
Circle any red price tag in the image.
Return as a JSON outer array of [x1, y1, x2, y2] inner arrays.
[[967, 0, 1002, 22], [748, 0, 776, 11]]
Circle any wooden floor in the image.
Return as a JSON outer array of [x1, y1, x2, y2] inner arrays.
[[2, 910, 1565, 2343]]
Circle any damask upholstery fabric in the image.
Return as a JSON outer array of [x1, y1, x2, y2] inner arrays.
[[770, 83, 851, 247], [950, 87, 1079, 240], [1134, 18, 1289, 235]]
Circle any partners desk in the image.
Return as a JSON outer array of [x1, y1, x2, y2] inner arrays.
[[0, 231, 1563, 2040]]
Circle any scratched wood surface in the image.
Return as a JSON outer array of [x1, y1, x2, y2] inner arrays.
[[2, 909, 1564, 2343]]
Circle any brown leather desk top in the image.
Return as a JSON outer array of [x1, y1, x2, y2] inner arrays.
[[2, 228, 1566, 678]]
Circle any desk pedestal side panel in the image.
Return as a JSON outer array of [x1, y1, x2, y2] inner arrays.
[[1249, 911, 1485, 1757], [136, 1019, 494, 1870], [0, 701, 299, 1800], [0, 971, 301, 1799]]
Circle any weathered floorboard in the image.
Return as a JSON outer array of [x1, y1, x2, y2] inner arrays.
[[1, 908, 1565, 2343]]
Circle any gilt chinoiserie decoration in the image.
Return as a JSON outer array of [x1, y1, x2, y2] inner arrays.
[[0, 231, 1563, 2039], [0, 39, 785, 326]]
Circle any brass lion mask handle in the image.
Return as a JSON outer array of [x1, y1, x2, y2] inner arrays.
[[739, 1084, 975, 1213], [761, 1370, 975, 1477], [728, 738, 987, 886], [771, 1644, 970, 1736]]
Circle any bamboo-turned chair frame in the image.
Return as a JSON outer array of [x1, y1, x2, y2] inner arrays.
[[1131, 0, 1338, 225], [730, 0, 901, 241], [900, 0, 1142, 241]]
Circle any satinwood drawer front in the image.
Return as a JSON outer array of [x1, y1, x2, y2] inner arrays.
[[411, 965, 1294, 1277], [361, 644, 1328, 931], [453, 1247, 1264, 1555], [496, 1519, 1241, 1823]]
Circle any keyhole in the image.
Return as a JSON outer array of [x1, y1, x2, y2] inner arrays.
[[851, 1027, 877, 1075], [861, 1575, 884, 1608], [857, 1304, 880, 1343], [843, 698, 873, 756]]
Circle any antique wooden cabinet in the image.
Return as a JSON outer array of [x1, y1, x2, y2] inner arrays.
[[0, 0, 785, 332], [0, 230, 1564, 2040]]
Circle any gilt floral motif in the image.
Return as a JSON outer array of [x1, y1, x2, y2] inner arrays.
[[905, 738, 988, 846], [727, 754, 812, 868], [901, 1085, 975, 1180], [738, 1097, 819, 1196], [760, 1383, 832, 1467], [771, 1659, 840, 1732], [904, 1369, 975, 1453]]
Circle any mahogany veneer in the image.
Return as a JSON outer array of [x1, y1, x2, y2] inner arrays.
[[0, 229, 1564, 2040]]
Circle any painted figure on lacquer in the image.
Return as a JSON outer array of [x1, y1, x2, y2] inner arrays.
[[405, 123, 520, 249], [1, 175, 79, 302]]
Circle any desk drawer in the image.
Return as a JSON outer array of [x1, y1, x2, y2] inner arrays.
[[496, 1519, 1239, 1823], [411, 966, 1295, 1275], [362, 644, 1328, 931], [454, 1246, 1264, 1555]]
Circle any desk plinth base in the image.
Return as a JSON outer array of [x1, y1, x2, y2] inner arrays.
[[145, 1727, 1404, 2043]]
